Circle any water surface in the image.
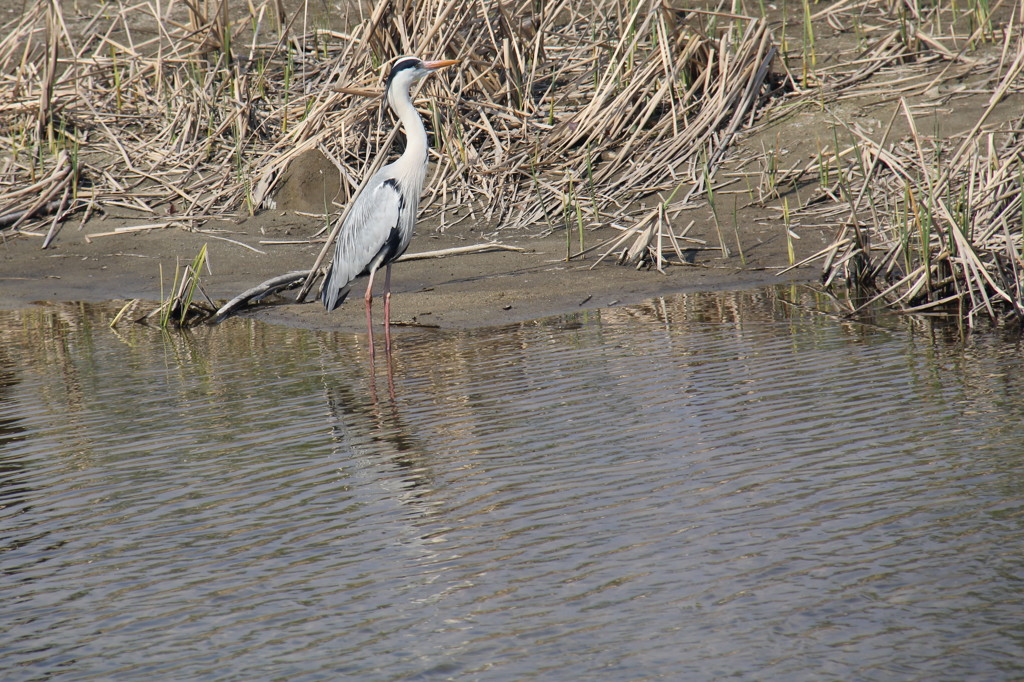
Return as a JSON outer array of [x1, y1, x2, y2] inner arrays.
[[2, 289, 1023, 680]]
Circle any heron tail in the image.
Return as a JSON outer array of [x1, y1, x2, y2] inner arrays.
[[320, 263, 351, 311]]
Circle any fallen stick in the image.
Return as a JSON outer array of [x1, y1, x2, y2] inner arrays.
[[395, 242, 526, 261], [6, 155, 71, 231], [41, 185, 72, 249], [259, 238, 326, 245], [193, 231, 267, 254], [85, 222, 182, 241], [210, 270, 311, 324]]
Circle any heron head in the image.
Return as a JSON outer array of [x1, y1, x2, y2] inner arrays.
[[384, 56, 458, 96]]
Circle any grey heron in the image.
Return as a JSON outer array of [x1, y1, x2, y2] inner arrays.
[[320, 55, 458, 355]]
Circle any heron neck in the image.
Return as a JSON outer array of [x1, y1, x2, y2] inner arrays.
[[389, 86, 429, 169]]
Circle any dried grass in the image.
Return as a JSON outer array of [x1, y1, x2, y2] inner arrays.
[[2, 0, 1022, 325], [0, 0, 781, 231], [815, 106, 1024, 326], [777, 0, 1024, 327]]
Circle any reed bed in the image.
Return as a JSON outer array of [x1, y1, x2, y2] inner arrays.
[[1, 0, 1022, 324], [801, 108, 1024, 326], [250, 0, 783, 235], [773, 1, 1024, 326], [0, 0, 780, 233]]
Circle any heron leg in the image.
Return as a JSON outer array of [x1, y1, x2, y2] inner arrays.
[[364, 263, 379, 359], [383, 264, 393, 354]]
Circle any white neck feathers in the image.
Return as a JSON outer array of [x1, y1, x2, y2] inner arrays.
[[388, 79, 429, 174]]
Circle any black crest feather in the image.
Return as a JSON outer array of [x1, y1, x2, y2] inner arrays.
[[384, 57, 422, 92]]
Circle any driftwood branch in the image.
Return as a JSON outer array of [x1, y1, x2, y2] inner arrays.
[[209, 270, 311, 324]]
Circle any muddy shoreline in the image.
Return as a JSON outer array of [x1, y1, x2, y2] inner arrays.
[[0, 210, 826, 330]]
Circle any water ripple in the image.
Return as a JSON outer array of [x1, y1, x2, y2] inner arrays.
[[1, 292, 1022, 680]]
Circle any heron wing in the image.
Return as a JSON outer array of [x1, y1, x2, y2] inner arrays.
[[321, 175, 403, 311]]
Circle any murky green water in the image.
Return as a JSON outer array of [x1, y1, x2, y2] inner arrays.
[[2, 288, 1023, 680]]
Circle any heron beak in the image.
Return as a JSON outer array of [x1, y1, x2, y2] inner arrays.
[[422, 59, 459, 71]]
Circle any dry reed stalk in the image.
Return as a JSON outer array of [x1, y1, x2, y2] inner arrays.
[[4, 0, 781, 239], [804, 96, 1024, 324], [271, 0, 784, 297], [3, 0, 1021, 325], [761, 0, 1024, 324]]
